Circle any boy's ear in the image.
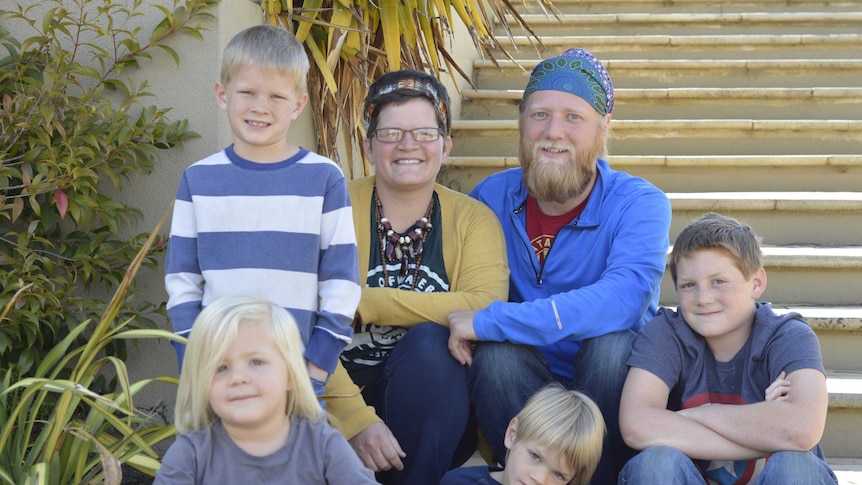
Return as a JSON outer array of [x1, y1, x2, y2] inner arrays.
[[503, 417, 519, 450], [214, 82, 227, 111], [751, 267, 767, 299], [291, 93, 309, 120]]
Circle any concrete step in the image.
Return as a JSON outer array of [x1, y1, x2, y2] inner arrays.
[[824, 370, 862, 458], [473, 58, 862, 89], [515, 0, 862, 15], [667, 192, 862, 246], [829, 458, 862, 485], [439, 155, 862, 193], [492, 33, 862, 60], [448, 119, 862, 157], [461, 87, 862, 120], [658, 246, 862, 307], [504, 12, 862, 36]]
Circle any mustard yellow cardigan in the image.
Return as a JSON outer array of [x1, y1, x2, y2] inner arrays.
[[327, 175, 510, 439]]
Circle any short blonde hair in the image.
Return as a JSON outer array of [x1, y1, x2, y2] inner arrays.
[[514, 384, 605, 485], [220, 24, 309, 95], [174, 296, 322, 433], [669, 212, 763, 285]]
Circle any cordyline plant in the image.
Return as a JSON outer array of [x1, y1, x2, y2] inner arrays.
[[0, 0, 217, 374], [258, 0, 556, 179], [0, 208, 185, 484]]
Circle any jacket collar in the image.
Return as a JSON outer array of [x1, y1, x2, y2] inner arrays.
[[508, 158, 611, 228]]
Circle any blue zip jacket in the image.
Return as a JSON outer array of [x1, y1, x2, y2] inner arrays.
[[470, 159, 671, 379]]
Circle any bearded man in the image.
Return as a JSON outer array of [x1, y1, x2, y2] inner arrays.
[[447, 48, 672, 484]]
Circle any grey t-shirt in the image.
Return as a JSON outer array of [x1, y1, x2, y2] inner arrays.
[[154, 415, 378, 484], [627, 302, 826, 485]]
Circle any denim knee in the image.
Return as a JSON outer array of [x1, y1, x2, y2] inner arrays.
[[757, 451, 837, 485], [391, 322, 453, 366], [573, 330, 637, 385], [619, 446, 701, 485], [385, 322, 466, 398], [469, 341, 550, 388]]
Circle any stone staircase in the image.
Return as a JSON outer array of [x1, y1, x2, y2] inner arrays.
[[439, 0, 862, 476]]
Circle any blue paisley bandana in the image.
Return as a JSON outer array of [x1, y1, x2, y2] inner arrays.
[[521, 48, 615, 115]]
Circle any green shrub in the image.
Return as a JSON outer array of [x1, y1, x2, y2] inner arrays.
[[0, 0, 217, 374], [0, 210, 186, 484]]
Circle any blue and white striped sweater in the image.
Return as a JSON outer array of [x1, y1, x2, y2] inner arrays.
[[165, 146, 360, 373]]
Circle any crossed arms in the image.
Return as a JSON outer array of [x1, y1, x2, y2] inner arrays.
[[619, 367, 828, 461]]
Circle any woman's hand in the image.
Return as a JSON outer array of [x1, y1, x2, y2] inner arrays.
[[348, 422, 406, 472]]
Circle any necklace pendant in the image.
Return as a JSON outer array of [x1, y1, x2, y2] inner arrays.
[[399, 254, 409, 278]]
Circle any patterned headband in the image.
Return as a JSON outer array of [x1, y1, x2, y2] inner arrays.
[[520, 48, 615, 115], [363, 78, 449, 133]]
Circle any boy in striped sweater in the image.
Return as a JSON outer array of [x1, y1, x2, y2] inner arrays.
[[164, 25, 360, 404]]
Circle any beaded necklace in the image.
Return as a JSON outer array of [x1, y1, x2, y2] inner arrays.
[[374, 188, 434, 290]]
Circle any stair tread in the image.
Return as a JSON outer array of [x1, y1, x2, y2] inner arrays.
[[465, 87, 862, 99], [827, 370, 862, 408], [446, 155, 862, 167], [475, 58, 862, 69], [539, 0, 862, 4], [453, 119, 862, 128], [666, 192, 862, 210], [691, 246, 862, 267], [515, 12, 862, 23], [501, 33, 862, 44], [776, 305, 862, 329]]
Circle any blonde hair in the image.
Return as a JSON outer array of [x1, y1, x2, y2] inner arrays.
[[513, 384, 605, 485], [669, 212, 763, 285], [174, 296, 322, 433], [220, 24, 309, 95]]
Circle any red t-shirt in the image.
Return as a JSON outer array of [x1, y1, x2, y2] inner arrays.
[[525, 194, 588, 266]]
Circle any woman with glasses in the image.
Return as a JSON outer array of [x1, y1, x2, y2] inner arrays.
[[325, 70, 509, 485]]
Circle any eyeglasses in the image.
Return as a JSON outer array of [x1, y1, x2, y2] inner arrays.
[[371, 127, 442, 143]]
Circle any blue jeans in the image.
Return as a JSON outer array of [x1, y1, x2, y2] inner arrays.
[[468, 330, 637, 485], [364, 322, 474, 485], [619, 446, 838, 484], [311, 376, 327, 411]]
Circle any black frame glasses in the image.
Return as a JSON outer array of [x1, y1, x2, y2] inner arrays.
[[371, 127, 442, 143]]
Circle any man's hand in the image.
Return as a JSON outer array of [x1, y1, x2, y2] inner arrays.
[[765, 371, 790, 402], [348, 421, 406, 472], [448, 310, 478, 366]]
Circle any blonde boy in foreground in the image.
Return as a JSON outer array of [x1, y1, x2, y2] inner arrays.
[[442, 384, 604, 485], [619, 212, 836, 484]]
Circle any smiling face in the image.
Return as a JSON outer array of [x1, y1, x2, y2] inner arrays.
[[676, 247, 767, 361], [215, 65, 308, 163], [501, 421, 575, 485], [208, 322, 291, 436], [518, 90, 609, 204], [365, 97, 452, 194]]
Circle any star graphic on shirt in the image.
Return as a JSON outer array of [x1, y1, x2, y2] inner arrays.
[[707, 460, 739, 478]]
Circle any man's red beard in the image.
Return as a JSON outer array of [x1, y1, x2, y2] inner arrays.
[[519, 130, 605, 204]]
